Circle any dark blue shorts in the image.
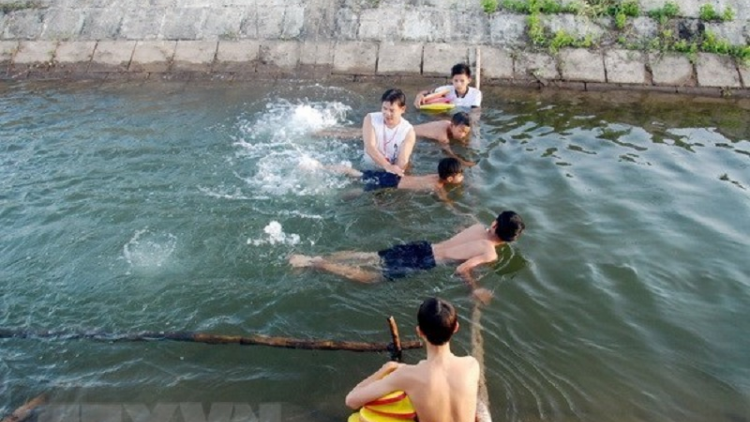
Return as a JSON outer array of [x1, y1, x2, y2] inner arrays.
[[361, 170, 401, 192], [377, 241, 437, 280]]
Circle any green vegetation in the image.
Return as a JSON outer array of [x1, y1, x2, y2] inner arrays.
[[481, 0, 748, 63], [647, 1, 679, 25], [527, 12, 546, 46], [722, 7, 735, 21], [0, 1, 43, 14], [482, 0, 499, 14], [502, 0, 530, 13], [614, 11, 627, 29], [698, 4, 734, 22], [620, 0, 639, 17], [549, 30, 594, 53]]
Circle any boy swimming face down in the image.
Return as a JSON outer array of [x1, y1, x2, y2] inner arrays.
[[317, 157, 464, 196], [345, 297, 480, 422], [289, 211, 525, 304]]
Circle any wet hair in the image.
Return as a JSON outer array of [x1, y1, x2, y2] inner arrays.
[[451, 63, 472, 78], [381, 88, 407, 108], [437, 157, 463, 180], [417, 297, 458, 346], [451, 111, 471, 128], [494, 211, 525, 242]]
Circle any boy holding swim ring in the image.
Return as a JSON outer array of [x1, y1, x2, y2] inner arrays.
[[345, 297, 480, 422], [414, 63, 482, 109], [363, 88, 417, 177]]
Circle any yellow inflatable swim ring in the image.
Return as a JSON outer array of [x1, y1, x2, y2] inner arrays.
[[419, 103, 456, 112], [347, 391, 416, 422]]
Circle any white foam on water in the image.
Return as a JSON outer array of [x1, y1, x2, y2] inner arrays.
[[197, 185, 250, 200], [247, 221, 309, 247], [232, 100, 357, 197], [237, 99, 351, 143], [123, 229, 178, 272]]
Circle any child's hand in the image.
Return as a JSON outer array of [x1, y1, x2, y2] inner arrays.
[[414, 93, 425, 108], [472, 288, 493, 305], [385, 163, 405, 177], [460, 159, 477, 168]]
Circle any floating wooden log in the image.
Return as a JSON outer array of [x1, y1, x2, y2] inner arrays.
[[0, 393, 46, 422], [0, 328, 422, 353]]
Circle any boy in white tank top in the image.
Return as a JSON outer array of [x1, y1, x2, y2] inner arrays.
[[362, 88, 416, 177]]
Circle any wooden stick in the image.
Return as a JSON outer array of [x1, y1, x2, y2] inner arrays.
[[0, 328, 422, 353], [1, 393, 46, 422], [471, 303, 492, 422], [386, 316, 403, 362], [475, 47, 481, 91]]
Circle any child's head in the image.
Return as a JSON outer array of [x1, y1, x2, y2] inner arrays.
[[380, 88, 407, 125], [450, 63, 472, 95], [449, 112, 472, 141], [437, 157, 464, 184], [381, 88, 407, 108], [417, 297, 458, 346], [493, 211, 525, 242]]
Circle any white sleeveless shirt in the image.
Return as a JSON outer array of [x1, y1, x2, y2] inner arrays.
[[363, 112, 413, 166]]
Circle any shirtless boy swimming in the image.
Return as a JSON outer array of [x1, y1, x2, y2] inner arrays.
[[310, 157, 463, 201], [414, 112, 474, 167], [346, 297, 479, 422], [289, 211, 525, 304]]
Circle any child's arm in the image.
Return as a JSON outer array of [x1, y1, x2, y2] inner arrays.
[[413, 88, 449, 107], [394, 128, 417, 170], [455, 253, 496, 305], [413, 89, 430, 108], [345, 362, 405, 409], [439, 143, 476, 167]]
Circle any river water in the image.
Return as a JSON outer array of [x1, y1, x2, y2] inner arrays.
[[1, 79, 748, 422]]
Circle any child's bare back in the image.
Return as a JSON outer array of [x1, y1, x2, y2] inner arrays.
[[414, 120, 453, 144], [391, 356, 480, 422], [432, 223, 498, 264]]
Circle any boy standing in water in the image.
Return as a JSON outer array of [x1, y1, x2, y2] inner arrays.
[[414, 112, 475, 167], [346, 297, 479, 422], [289, 211, 525, 304], [414, 63, 482, 109], [362, 88, 416, 177]]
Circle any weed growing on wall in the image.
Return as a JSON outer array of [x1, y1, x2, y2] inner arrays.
[[481, 0, 748, 63], [482, 0, 499, 14], [647, 1, 679, 25], [549, 30, 594, 53], [698, 4, 734, 22], [0, 1, 43, 14]]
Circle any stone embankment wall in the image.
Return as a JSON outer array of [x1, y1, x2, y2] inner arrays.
[[0, 0, 748, 95]]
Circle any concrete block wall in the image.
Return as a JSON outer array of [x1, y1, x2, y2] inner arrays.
[[0, 0, 748, 95]]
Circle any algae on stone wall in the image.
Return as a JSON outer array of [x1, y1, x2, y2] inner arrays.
[[0, 1, 43, 15]]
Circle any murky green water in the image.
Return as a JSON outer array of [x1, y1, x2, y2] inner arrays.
[[1, 79, 749, 422]]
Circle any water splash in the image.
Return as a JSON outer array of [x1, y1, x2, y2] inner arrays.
[[123, 229, 177, 272], [247, 221, 305, 246], [232, 100, 356, 197], [238, 100, 351, 142]]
